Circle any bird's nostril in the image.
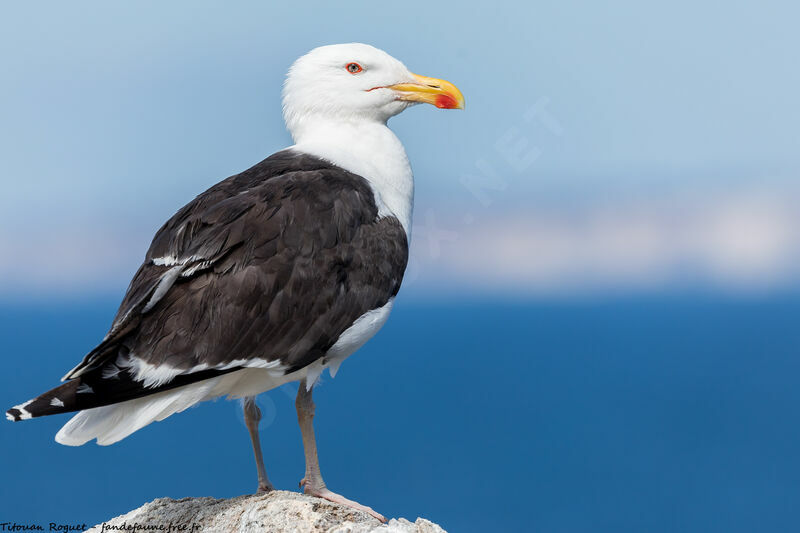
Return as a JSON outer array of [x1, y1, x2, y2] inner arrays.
[[428, 84, 441, 89]]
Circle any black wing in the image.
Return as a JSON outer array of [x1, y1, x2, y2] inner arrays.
[[7, 150, 407, 421]]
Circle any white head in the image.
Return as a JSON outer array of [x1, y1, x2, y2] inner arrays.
[[282, 43, 463, 141]]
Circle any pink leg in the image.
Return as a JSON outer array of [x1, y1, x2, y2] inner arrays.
[[295, 380, 386, 522], [243, 396, 274, 493]]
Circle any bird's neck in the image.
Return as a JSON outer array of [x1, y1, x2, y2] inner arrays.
[[290, 118, 414, 238]]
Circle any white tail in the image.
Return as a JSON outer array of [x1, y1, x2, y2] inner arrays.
[[55, 377, 223, 446]]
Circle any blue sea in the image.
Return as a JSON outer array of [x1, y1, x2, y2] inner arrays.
[[1, 294, 799, 532]]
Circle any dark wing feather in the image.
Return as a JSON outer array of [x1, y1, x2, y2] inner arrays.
[[126, 164, 407, 374], [29, 150, 407, 419]]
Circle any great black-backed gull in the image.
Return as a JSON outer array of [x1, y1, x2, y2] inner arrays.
[[6, 43, 463, 521]]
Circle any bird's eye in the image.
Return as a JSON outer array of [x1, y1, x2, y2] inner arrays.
[[346, 62, 363, 74]]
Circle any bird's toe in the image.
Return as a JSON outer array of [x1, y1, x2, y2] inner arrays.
[[303, 486, 386, 523]]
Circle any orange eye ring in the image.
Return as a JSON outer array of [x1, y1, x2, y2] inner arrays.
[[346, 62, 363, 74]]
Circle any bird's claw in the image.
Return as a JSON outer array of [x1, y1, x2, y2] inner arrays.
[[299, 481, 386, 523]]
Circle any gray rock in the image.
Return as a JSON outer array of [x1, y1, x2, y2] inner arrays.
[[88, 490, 447, 533]]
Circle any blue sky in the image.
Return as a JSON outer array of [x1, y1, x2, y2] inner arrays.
[[1, 0, 799, 297]]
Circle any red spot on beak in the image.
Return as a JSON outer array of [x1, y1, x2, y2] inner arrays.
[[434, 94, 459, 109]]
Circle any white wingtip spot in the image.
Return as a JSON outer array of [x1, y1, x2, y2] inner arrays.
[[50, 397, 65, 407], [10, 399, 34, 420]]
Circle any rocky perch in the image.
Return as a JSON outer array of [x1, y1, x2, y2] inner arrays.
[[87, 490, 446, 533]]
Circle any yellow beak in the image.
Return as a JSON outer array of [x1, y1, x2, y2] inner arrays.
[[387, 73, 465, 109]]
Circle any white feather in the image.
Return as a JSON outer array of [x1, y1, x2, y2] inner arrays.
[[76, 383, 94, 394], [118, 354, 286, 388], [55, 377, 222, 446], [151, 254, 200, 267], [142, 265, 183, 313], [304, 360, 325, 391]]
